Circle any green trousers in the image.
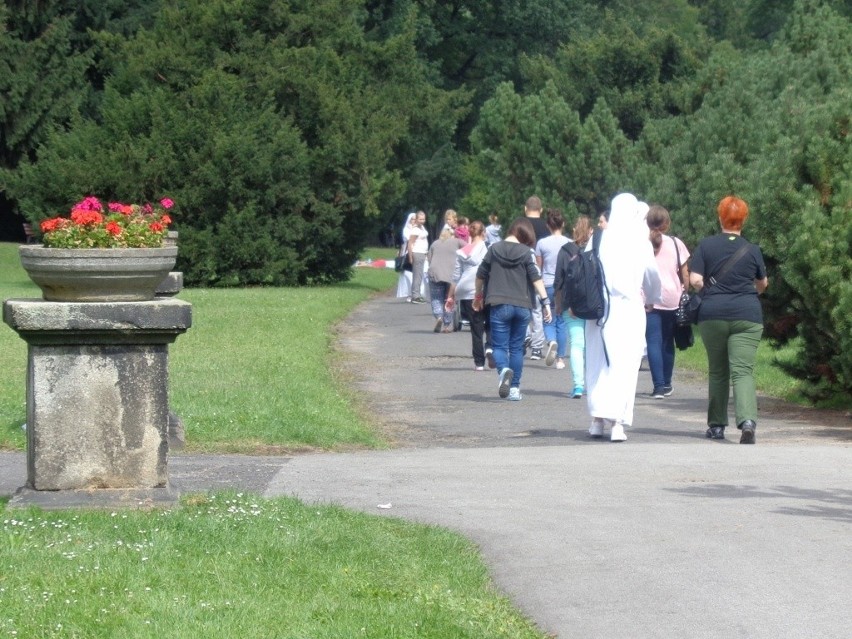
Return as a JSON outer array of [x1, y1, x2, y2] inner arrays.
[[698, 320, 763, 427]]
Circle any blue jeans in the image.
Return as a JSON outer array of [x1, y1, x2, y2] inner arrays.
[[543, 285, 567, 357], [489, 304, 531, 388], [645, 309, 677, 388]]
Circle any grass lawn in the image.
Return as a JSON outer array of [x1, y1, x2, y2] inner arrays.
[[0, 242, 548, 638], [0, 492, 545, 638]]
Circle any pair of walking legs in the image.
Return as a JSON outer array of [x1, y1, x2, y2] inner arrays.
[[699, 320, 762, 428]]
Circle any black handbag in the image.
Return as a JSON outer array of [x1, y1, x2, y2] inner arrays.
[[394, 251, 412, 273], [674, 322, 694, 350], [672, 237, 695, 349]]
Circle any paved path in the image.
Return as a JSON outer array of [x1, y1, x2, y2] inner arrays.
[[2, 293, 851, 638]]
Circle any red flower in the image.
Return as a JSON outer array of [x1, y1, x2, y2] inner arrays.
[[70, 209, 104, 226], [149, 222, 164, 233], [105, 222, 123, 236], [108, 202, 134, 215], [160, 214, 172, 225], [40, 217, 65, 232]]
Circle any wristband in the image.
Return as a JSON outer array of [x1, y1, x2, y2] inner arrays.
[[540, 297, 551, 306]]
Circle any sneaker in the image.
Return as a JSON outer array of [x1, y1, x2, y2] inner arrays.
[[523, 336, 532, 354], [610, 423, 627, 442], [474, 366, 485, 371], [589, 420, 604, 438], [412, 297, 426, 304], [508, 387, 522, 401], [572, 387, 584, 399], [662, 385, 673, 397], [651, 386, 666, 399], [485, 348, 496, 370], [544, 341, 558, 366], [530, 348, 543, 360], [555, 360, 566, 370], [498, 368, 513, 399], [434, 318, 443, 333]]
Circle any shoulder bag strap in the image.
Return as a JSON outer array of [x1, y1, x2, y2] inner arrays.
[[706, 240, 751, 288], [673, 236, 684, 285]]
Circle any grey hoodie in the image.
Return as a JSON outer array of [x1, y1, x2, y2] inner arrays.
[[476, 240, 542, 309]]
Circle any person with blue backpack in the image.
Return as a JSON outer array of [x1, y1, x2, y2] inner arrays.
[[585, 193, 661, 442]]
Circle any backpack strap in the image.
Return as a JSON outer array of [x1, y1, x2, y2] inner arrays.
[[591, 229, 610, 327], [590, 229, 610, 366]]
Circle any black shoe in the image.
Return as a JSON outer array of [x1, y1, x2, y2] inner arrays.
[[530, 348, 542, 360], [738, 420, 756, 444], [705, 425, 725, 440], [651, 386, 665, 399], [662, 385, 673, 397]]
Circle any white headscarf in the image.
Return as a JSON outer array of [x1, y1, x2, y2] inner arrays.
[[400, 212, 416, 247], [599, 193, 661, 302]]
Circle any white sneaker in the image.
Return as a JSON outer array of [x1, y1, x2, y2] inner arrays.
[[610, 423, 627, 442], [544, 340, 558, 366], [589, 419, 604, 438], [508, 387, 522, 401], [555, 359, 566, 370], [498, 368, 513, 399]]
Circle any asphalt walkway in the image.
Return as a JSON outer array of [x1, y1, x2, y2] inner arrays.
[[2, 293, 851, 638]]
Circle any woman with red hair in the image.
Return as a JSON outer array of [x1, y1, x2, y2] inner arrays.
[[689, 196, 769, 444]]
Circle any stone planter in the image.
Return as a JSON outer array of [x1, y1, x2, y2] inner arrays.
[[20, 245, 178, 303]]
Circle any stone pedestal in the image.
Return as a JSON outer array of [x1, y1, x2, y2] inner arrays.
[[3, 298, 191, 506]]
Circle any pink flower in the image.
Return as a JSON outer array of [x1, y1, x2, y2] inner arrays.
[[74, 196, 103, 212], [160, 198, 174, 209]]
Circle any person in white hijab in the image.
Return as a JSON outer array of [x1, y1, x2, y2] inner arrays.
[[396, 212, 431, 301], [586, 193, 661, 441]]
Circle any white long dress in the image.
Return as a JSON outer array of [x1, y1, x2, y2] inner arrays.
[[585, 193, 661, 426]]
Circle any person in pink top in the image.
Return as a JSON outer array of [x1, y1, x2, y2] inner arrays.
[[645, 205, 690, 399], [454, 216, 471, 244]]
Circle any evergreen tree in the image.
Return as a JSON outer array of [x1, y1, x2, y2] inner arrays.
[[635, 0, 852, 396], [5, 0, 463, 285]]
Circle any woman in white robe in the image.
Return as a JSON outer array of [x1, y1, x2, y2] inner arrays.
[[586, 193, 661, 442]]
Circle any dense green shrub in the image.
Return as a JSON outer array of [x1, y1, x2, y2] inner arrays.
[[4, 0, 463, 285], [635, 0, 852, 396]]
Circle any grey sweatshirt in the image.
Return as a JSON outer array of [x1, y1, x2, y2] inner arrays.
[[476, 240, 542, 309]]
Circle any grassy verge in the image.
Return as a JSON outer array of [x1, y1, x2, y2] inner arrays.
[[0, 244, 400, 451], [0, 493, 546, 638], [673, 330, 835, 406]]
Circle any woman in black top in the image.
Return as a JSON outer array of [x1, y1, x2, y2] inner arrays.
[[690, 196, 769, 443]]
